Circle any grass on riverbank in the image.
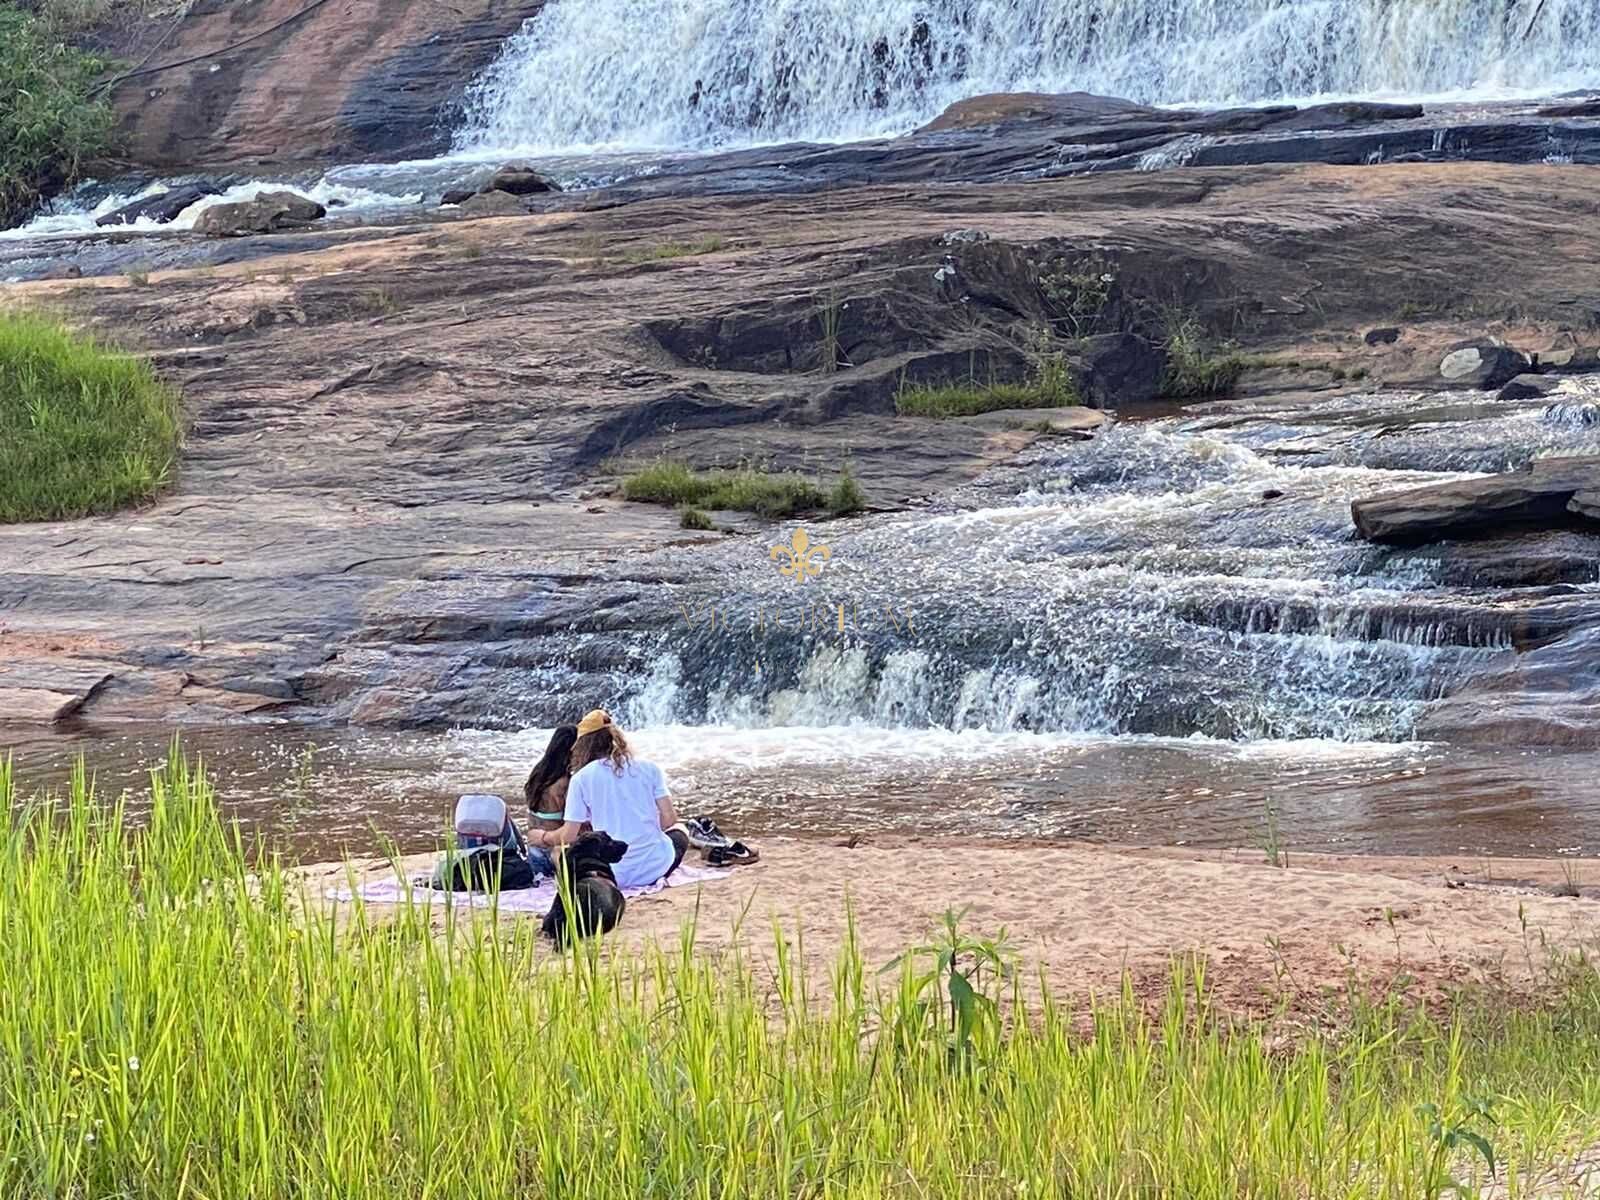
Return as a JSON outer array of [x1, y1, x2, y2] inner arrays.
[[622, 459, 862, 518], [5, 750, 1600, 1199], [0, 312, 182, 522]]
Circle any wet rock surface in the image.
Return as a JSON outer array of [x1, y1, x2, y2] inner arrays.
[[4, 161, 1600, 746], [1352, 457, 1600, 543]]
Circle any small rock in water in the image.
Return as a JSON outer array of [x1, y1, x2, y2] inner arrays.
[[192, 190, 325, 236], [1363, 326, 1401, 346], [487, 163, 561, 195], [1438, 339, 1530, 390], [1260, 488, 1285, 501], [1496, 374, 1559, 402], [440, 187, 475, 206]]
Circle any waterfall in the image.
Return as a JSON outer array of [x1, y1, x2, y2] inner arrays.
[[456, 0, 1600, 154]]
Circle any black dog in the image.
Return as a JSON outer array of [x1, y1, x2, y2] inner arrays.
[[541, 832, 629, 944]]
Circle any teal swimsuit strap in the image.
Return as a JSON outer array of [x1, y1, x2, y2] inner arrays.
[[532, 811, 564, 823]]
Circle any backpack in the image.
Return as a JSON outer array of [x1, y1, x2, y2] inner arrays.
[[430, 845, 539, 893]]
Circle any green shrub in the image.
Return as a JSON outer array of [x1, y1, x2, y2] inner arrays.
[[1161, 316, 1248, 398], [622, 461, 825, 519], [827, 461, 866, 515], [0, 311, 182, 522], [677, 504, 714, 530], [0, 5, 115, 228]]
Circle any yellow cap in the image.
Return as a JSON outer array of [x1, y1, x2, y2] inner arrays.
[[576, 709, 613, 737]]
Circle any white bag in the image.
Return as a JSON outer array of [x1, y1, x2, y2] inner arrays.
[[453, 793, 508, 840]]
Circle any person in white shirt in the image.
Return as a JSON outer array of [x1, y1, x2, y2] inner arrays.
[[532, 709, 689, 890]]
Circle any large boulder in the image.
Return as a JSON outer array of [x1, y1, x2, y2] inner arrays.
[[96, 184, 219, 227], [486, 163, 561, 195], [458, 189, 528, 218], [1073, 332, 1167, 409], [192, 190, 326, 236], [1351, 455, 1600, 543], [1438, 339, 1531, 390]]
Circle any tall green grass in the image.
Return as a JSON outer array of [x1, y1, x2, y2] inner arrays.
[[4, 750, 1600, 1199], [0, 312, 182, 523]]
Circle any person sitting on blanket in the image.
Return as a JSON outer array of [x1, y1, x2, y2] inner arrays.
[[523, 723, 579, 840], [530, 709, 690, 890]]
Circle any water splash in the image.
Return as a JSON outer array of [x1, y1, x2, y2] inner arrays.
[[458, 0, 1600, 153]]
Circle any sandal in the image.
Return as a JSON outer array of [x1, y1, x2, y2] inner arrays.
[[705, 842, 760, 868]]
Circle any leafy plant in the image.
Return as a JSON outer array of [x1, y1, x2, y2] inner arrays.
[[1418, 1095, 1498, 1198], [884, 906, 1016, 1066], [0, 5, 115, 228], [1038, 253, 1115, 339]]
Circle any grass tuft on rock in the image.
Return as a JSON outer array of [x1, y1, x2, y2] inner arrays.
[[827, 461, 866, 515], [6, 750, 1600, 1199], [622, 461, 829, 519], [0, 312, 182, 523], [677, 504, 714, 530], [1161, 316, 1250, 398]]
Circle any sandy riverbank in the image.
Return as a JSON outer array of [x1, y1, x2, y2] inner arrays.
[[301, 838, 1600, 1011]]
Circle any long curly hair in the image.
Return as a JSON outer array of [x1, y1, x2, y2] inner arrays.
[[570, 723, 632, 776]]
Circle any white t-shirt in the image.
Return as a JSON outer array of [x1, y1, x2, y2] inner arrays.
[[564, 758, 674, 889]]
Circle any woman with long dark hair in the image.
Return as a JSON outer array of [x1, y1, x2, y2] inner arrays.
[[532, 709, 689, 890], [524, 724, 578, 834]]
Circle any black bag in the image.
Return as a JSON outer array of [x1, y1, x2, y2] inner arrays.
[[430, 845, 539, 892]]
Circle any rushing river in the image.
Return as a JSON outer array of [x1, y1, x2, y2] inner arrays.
[[8, 381, 1600, 862]]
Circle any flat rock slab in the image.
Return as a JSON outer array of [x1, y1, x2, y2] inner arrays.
[[0, 661, 114, 724], [1352, 456, 1600, 544]]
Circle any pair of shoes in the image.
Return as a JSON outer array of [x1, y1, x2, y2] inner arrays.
[[705, 842, 759, 868], [684, 816, 734, 850]]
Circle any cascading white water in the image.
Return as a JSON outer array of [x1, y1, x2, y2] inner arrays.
[[457, 0, 1600, 153]]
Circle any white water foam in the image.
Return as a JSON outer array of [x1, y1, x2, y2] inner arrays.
[[458, 0, 1600, 153], [0, 177, 423, 243]]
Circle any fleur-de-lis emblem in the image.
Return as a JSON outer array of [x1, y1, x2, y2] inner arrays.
[[769, 527, 831, 583]]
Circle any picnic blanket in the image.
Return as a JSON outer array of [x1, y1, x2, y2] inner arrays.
[[327, 863, 730, 913]]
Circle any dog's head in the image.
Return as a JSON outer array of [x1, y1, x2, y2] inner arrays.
[[567, 831, 628, 869]]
